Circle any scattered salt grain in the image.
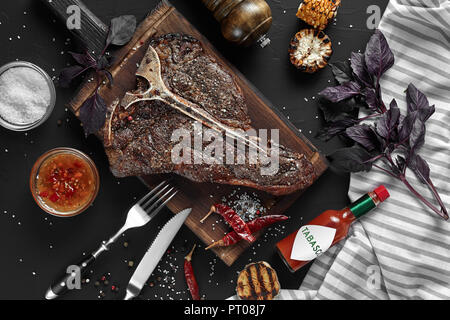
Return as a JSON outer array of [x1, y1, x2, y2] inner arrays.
[[224, 192, 266, 222]]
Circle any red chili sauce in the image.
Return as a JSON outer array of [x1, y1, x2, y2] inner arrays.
[[36, 153, 96, 212]]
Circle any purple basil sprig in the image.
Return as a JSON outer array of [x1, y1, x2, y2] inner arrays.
[[318, 30, 447, 220], [317, 30, 393, 140], [59, 15, 136, 136]]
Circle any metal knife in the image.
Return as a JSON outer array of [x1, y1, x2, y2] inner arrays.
[[124, 208, 192, 300]]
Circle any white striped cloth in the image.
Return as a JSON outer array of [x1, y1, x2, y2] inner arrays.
[[229, 0, 450, 300]]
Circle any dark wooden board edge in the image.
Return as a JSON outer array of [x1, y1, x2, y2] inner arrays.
[[64, 0, 328, 266]]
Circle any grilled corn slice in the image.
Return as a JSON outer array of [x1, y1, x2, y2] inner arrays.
[[289, 29, 333, 73], [296, 0, 341, 31]]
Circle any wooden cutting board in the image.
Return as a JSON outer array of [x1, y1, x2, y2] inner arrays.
[[45, 0, 327, 266]]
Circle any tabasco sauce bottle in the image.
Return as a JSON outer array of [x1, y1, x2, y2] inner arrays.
[[276, 185, 390, 272]]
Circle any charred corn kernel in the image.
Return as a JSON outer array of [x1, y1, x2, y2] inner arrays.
[[289, 29, 333, 73], [296, 0, 341, 31]]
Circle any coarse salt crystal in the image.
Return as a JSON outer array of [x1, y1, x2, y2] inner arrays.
[[0, 67, 51, 125]]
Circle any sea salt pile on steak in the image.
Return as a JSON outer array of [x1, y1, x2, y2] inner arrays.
[[104, 34, 316, 196]]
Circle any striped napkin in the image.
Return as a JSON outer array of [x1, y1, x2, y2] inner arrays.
[[229, 0, 450, 300]]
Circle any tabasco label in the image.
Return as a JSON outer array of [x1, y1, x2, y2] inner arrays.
[[290, 225, 336, 261]]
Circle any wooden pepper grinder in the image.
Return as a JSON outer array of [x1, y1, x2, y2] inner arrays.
[[201, 0, 272, 47]]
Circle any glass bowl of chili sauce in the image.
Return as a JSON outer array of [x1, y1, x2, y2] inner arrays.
[[30, 148, 100, 217]]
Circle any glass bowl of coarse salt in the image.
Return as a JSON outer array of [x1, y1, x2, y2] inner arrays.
[[0, 61, 56, 131]]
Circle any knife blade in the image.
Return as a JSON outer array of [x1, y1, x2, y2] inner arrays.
[[124, 208, 192, 300]]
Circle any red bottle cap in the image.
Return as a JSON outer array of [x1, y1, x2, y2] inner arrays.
[[374, 185, 390, 202]]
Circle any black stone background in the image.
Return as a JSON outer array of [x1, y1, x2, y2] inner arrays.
[[0, 0, 388, 300]]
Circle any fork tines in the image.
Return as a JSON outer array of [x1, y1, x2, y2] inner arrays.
[[138, 180, 177, 218]]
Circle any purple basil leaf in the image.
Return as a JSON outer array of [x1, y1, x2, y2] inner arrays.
[[376, 99, 400, 141], [319, 81, 362, 103], [406, 83, 429, 113], [316, 117, 358, 141], [361, 87, 378, 111], [328, 146, 373, 172], [69, 51, 95, 68], [316, 125, 346, 141], [389, 98, 399, 110], [405, 83, 435, 122], [364, 30, 394, 78], [350, 52, 373, 87], [397, 111, 416, 143], [318, 97, 357, 122], [408, 154, 430, 184], [418, 104, 435, 123], [330, 61, 353, 84], [409, 117, 425, 152], [106, 15, 137, 46], [58, 65, 86, 88], [345, 124, 379, 151], [79, 92, 107, 136]]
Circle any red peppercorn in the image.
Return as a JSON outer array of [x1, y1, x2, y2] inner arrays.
[[127, 116, 133, 121]]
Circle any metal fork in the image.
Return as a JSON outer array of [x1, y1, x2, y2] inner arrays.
[[45, 180, 177, 300]]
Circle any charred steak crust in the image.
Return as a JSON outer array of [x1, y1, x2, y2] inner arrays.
[[104, 33, 316, 196], [150, 34, 251, 130]]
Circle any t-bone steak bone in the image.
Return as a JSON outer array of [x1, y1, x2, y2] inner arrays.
[[103, 34, 316, 196]]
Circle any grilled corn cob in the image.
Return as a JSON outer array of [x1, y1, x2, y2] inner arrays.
[[289, 29, 333, 73], [296, 0, 341, 31]]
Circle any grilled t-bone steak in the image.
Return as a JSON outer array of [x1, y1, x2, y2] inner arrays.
[[103, 34, 316, 196]]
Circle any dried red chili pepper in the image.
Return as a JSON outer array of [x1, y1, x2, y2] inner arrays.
[[201, 204, 256, 243], [205, 215, 289, 250], [184, 244, 200, 300]]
